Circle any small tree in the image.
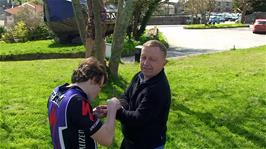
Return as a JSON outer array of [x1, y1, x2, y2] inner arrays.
[[130, 0, 161, 40], [233, 0, 252, 23], [72, 0, 106, 63], [180, 0, 215, 24], [2, 21, 29, 42]]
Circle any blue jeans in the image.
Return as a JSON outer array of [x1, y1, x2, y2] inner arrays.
[[154, 145, 164, 149]]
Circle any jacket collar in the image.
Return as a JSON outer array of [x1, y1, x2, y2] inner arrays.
[[138, 69, 165, 86]]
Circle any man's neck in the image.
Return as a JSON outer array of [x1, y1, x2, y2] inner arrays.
[[70, 82, 92, 99]]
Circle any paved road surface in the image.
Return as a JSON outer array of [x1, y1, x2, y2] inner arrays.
[[156, 25, 265, 50], [123, 25, 266, 62]]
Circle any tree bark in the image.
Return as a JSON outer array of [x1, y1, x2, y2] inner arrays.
[[136, 0, 161, 40], [72, 0, 91, 56], [109, 0, 135, 78], [92, 0, 105, 64]]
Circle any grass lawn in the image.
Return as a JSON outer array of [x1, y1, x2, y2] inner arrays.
[[0, 45, 266, 148], [184, 23, 249, 29], [0, 40, 84, 56]]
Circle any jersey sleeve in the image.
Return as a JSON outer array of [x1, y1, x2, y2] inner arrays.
[[68, 96, 103, 136]]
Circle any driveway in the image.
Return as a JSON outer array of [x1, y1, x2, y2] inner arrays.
[[153, 25, 266, 58], [124, 25, 265, 62]]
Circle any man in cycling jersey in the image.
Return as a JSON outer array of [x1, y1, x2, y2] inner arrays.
[[48, 57, 120, 149]]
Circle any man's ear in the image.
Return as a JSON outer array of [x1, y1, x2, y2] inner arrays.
[[87, 79, 94, 85], [164, 59, 168, 65]]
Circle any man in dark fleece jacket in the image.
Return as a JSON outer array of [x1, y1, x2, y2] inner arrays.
[[116, 40, 171, 149]]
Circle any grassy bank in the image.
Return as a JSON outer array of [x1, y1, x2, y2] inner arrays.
[[0, 32, 169, 60], [184, 23, 249, 29], [0, 45, 265, 148], [0, 40, 84, 56]]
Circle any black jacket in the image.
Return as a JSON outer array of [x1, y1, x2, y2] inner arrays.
[[117, 69, 171, 149]]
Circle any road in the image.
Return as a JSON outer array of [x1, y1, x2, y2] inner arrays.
[[124, 25, 265, 62], [147, 25, 265, 58], [156, 25, 265, 50]]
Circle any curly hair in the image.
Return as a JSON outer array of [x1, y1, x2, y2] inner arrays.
[[71, 57, 107, 85]]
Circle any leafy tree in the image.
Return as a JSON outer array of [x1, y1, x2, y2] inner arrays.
[[250, 0, 266, 12], [131, 0, 161, 40], [15, 7, 43, 31], [233, 0, 252, 23], [2, 21, 29, 42], [72, 0, 108, 64], [180, 0, 215, 24]]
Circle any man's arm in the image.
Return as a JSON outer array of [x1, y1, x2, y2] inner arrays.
[[91, 98, 121, 146], [119, 73, 139, 109], [90, 98, 121, 146], [69, 97, 120, 147], [117, 90, 160, 127]]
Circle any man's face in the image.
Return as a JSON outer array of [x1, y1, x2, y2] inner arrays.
[[89, 77, 104, 100], [140, 46, 166, 80]]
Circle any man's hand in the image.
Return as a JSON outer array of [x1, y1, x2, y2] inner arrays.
[[93, 105, 107, 118], [107, 97, 121, 111]]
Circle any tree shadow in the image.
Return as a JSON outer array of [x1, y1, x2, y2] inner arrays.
[[48, 42, 82, 48], [167, 47, 219, 58], [172, 103, 266, 147], [105, 75, 129, 97]]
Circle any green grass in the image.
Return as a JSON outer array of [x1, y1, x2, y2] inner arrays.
[[184, 23, 249, 29], [0, 45, 266, 148], [0, 40, 84, 56]]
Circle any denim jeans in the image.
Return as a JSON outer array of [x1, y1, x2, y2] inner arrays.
[[154, 145, 164, 149]]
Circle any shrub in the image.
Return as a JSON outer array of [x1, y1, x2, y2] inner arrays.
[[0, 26, 6, 39], [106, 30, 169, 57], [29, 24, 54, 41], [13, 21, 29, 42], [122, 38, 140, 57], [138, 31, 169, 48], [1, 30, 14, 43], [2, 21, 29, 43]]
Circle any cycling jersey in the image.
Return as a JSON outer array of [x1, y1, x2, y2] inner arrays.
[[48, 84, 102, 149]]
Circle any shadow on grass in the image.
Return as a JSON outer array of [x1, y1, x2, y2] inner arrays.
[[48, 42, 82, 48], [166, 47, 220, 58], [104, 75, 128, 97], [173, 103, 266, 148]]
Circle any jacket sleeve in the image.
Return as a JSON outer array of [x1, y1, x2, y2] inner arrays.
[[119, 86, 131, 110], [117, 88, 162, 127], [118, 73, 139, 110]]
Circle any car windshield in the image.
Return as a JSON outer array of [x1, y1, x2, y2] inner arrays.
[[256, 20, 266, 25]]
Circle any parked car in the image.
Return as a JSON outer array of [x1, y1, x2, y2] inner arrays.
[[207, 16, 220, 24], [253, 19, 266, 34]]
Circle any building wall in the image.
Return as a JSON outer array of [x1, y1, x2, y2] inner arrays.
[[214, 0, 232, 12], [4, 13, 14, 26], [148, 15, 189, 25]]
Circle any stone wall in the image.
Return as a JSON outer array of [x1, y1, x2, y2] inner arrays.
[[148, 15, 189, 25]]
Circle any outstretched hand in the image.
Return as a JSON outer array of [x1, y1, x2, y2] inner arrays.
[[107, 97, 121, 111], [93, 105, 107, 118]]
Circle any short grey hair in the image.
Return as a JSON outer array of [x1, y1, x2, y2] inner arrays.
[[142, 40, 167, 58]]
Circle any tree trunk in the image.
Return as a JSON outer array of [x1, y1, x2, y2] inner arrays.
[[72, 0, 90, 54], [132, 11, 141, 38], [109, 0, 135, 78], [135, 0, 160, 40], [240, 7, 247, 23], [92, 0, 105, 64]]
